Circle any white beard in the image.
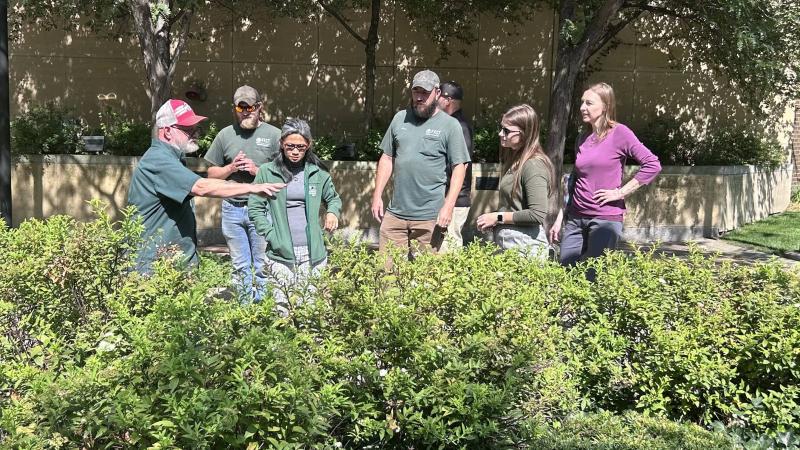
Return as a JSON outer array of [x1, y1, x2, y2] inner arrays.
[[181, 140, 200, 154]]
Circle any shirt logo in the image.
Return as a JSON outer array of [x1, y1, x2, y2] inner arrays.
[[425, 129, 442, 137], [256, 137, 271, 147], [309, 186, 317, 197]]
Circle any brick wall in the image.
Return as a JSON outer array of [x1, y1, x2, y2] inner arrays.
[[794, 100, 800, 185]]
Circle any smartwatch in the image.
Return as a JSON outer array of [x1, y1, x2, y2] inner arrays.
[[497, 213, 504, 223]]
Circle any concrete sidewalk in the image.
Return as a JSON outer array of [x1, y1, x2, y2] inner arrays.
[[623, 239, 799, 267]]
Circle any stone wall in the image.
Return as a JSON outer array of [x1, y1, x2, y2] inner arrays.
[[11, 156, 791, 244]]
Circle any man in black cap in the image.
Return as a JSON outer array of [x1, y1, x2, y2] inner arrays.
[[437, 80, 473, 251], [204, 85, 282, 302]]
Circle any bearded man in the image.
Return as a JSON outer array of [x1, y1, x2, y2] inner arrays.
[[203, 85, 282, 302], [128, 99, 284, 274], [371, 70, 470, 256]]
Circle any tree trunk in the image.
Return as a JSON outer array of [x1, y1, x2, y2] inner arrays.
[[128, 0, 193, 124], [363, 0, 381, 134], [546, 0, 626, 173]]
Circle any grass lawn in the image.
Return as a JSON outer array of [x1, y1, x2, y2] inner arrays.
[[722, 202, 800, 254]]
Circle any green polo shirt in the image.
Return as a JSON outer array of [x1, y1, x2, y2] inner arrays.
[[380, 108, 470, 220], [204, 122, 281, 202], [128, 139, 202, 273]]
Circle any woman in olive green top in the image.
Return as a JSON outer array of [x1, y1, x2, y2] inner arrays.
[[476, 104, 554, 258], [248, 118, 341, 309]]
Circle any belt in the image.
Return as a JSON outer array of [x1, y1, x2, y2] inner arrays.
[[226, 199, 248, 207]]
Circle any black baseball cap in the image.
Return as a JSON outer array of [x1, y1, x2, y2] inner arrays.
[[439, 81, 464, 100]]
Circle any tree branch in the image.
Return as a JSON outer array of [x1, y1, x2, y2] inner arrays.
[[168, 4, 194, 81], [588, 10, 643, 58], [316, 0, 367, 46]]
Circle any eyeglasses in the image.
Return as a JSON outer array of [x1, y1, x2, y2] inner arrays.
[[234, 103, 260, 113], [283, 143, 308, 151], [499, 126, 521, 138], [173, 126, 200, 138]]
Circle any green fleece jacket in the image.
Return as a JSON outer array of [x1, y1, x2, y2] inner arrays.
[[248, 161, 342, 265]]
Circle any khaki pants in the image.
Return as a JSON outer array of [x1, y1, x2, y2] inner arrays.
[[439, 206, 470, 253], [379, 212, 444, 257]]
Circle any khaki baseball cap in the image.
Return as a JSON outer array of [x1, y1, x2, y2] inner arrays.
[[411, 70, 440, 91]]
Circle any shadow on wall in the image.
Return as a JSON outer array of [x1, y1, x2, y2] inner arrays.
[[10, 4, 790, 140]]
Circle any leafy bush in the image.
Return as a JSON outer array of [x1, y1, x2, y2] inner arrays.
[[196, 121, 219, 158], [524, 411, 734, 449], [10, 102, 85, 154], [640, 117, 785, 168], [3, 208, 799, 448], [569, 248, 800, 444], [473, 125, 500, 163], [98, 108, 153, 156]]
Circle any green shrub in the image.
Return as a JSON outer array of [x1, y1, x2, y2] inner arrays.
[[98, 108, 153, 156], [10, 102, 85, 154], [292, 242, 583, 447], [524, 411, 734, 449], [195, 121, 219, 158], [473, 125, 500, 163], [640, 117, 785, 168], [3, 209, 800, 448], [570, 247, 800, 440]]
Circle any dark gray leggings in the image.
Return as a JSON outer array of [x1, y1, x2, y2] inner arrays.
[[559, 216, 623, 266]]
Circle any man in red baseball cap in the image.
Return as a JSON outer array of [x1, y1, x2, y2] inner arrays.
[[128, 99, 286, 273]]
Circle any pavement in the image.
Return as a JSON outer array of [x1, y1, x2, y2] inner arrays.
[[621, 238, 799, 267], [201, 239, 798, 267]]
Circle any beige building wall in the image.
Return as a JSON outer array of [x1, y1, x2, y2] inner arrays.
[[9, 5, 769, 138]]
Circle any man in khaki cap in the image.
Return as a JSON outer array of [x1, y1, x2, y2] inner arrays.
[[371, 70, 470, 257], [204, 85, 282, 302]]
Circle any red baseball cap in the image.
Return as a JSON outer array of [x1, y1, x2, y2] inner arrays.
[[155, 99, 207, 128]]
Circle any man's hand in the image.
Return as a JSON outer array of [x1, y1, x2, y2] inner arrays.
[[251, 182, 286, 197], [233, 152, 258, 175], [371, 196, 384, 222], [436, 204, 454, 228], [324, 213, 339, 232]]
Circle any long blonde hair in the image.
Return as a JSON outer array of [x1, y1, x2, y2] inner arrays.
[[500, 104, 555, 201], [585, 82, 617, 139]]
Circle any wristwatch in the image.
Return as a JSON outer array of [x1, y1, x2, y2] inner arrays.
[[497, 213, 504, 223]]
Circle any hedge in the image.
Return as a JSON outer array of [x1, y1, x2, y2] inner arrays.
[[3, 204, 799, 448]]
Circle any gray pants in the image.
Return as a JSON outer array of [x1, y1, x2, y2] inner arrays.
[[559, 216, 622, 266], [265, 245, 326, 315], [493, 224, 549, 260]]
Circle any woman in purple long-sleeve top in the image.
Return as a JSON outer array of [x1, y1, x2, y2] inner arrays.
[[549, 82, 661, 273]]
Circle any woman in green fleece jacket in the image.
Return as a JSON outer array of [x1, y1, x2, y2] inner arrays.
[[248, 118, 341, 308], [476, 104, 554, 259]]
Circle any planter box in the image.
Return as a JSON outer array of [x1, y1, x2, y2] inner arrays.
[[9, 155, 793, 245]]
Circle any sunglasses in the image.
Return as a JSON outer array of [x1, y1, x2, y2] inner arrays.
[[234, 103, 260, 113], [173, 126, 201, 138], [499, 126, 521, 138], [283, 143, 309, 151]]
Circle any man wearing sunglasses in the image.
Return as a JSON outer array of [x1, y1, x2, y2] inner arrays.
[[372, 70, 470, 257], [204, 86, 282, 302], [128, 99, 285, 275], [436, 81, 473, 252]]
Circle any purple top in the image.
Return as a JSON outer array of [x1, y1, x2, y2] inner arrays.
[[569, 124, 661, 221]]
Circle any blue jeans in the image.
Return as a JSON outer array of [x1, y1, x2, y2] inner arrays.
[[221, 201, 268, 302]]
